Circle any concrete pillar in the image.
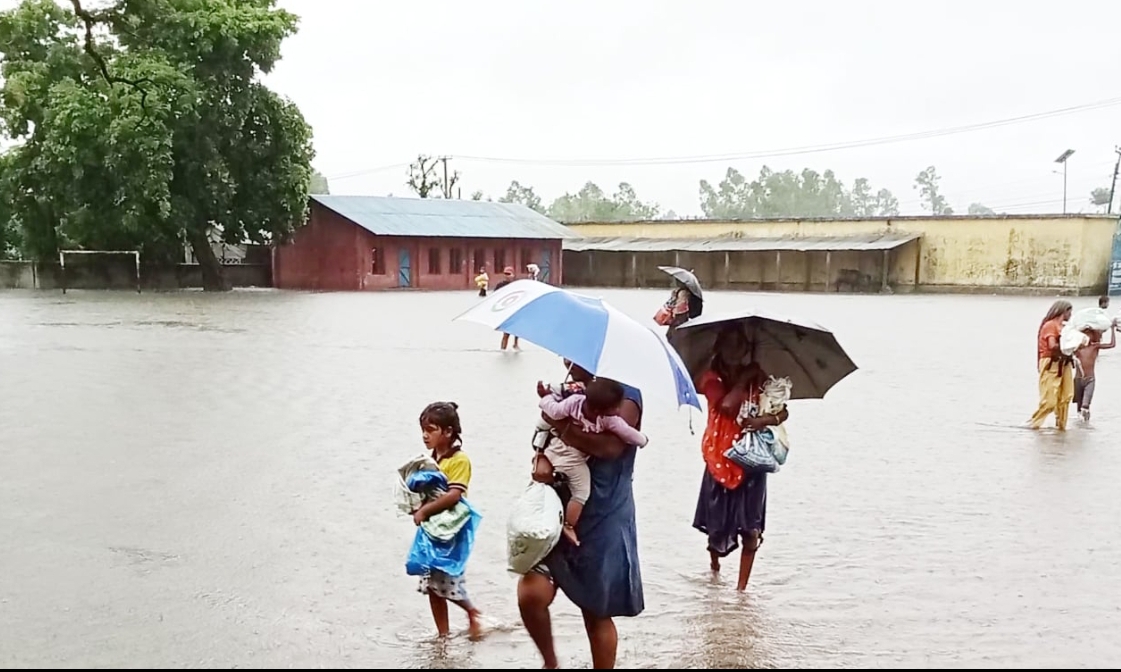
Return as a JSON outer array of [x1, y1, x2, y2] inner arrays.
[[825, 251, 832, 292], [775, 251, 782, 292]]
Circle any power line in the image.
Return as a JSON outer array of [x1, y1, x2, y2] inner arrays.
[[326, 162, 410, 181], [449, 95, 1121, 167]]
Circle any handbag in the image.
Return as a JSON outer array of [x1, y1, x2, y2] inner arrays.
[[653, 305, 672, 326], [723, 428, 779, 474]]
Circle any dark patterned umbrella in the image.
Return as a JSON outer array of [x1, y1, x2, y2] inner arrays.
[[668, 308, 857, 400]]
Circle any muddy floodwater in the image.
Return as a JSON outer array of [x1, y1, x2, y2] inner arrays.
[[1, 288, 1120, 669]]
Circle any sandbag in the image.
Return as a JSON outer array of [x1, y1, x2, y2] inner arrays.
[[506, 481, 564, 575]]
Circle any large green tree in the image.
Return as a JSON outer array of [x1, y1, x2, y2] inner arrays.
[[0, 0, 314, 290], [698, 166, 900, 218], [546, 181, 660, 222]]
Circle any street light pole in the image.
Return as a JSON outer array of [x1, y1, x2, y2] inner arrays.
[[1054, 149, 1075, 214]]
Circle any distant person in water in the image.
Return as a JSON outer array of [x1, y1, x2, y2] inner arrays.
[[474, 267, 489, 297], [495, 267, 520, 350], [1073, 302, 1117, 422], [1030, 300, 1074, 431]]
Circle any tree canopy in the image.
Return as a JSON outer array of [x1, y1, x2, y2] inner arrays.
[[0, 0, 314, 288], [698, 166, 900, 219]]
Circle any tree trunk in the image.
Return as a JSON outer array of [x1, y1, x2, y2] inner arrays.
[[188, 229, 229, 292]]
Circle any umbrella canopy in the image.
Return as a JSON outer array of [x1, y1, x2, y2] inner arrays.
[[453, 280, 701, 411], [658, 266, 703, 299], [668, 308, 857, 400]]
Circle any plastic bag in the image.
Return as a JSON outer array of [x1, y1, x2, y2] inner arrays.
[[395, 454, 440, 515], [405, 499, 482, 578], [1071, 307, 1113, 333], [724, 428, 779, 475], [506, 481, 564, 575], [759, 376, 792, 465], [402, 470, 473, 542]]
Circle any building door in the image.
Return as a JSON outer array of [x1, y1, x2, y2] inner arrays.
[[539, 248, 552, 283], [398, 247, 412, 288]]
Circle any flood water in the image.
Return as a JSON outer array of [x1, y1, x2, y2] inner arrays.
[[1, 287, 1120, 669]]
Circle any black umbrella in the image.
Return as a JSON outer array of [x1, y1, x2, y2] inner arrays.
[[658, 266, 703, 299], [668, 308, 857, 400]]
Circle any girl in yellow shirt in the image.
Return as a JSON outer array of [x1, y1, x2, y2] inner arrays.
[[413, 401, 482, 639]]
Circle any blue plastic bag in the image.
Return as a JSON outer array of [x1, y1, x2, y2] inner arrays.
[[407, 469, 449, 494], [405, 501, 482, 578], [723, 428, 779, 475], [403, 468, 482, 578]]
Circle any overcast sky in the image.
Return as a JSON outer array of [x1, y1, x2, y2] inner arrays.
[[259, 0, 1121, 216]]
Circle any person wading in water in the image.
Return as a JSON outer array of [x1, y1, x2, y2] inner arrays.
[[1073, 297, 1117, 422], [1029, 300, 1074, 431]]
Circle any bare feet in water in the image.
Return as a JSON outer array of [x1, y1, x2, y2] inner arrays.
[[467, 610, 484, 641]]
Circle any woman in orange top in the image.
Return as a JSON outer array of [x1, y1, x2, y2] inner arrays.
[[1029, 300, 1074, 430], [692, 326, 790, 591]]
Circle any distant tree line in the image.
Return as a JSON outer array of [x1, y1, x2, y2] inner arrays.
[[406, 158, 1015, 223]]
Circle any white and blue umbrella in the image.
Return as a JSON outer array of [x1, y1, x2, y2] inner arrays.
[[454, 280, 701, 411]]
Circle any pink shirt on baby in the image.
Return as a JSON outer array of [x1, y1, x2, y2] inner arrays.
[[538, 394, 648, 447]]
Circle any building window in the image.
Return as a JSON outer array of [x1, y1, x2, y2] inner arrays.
[[449, 248, 463, 274], [473, 248, 486, 273], [428, 247, 441, 274], [494, 248, 506, 272], [371, 247, 385, 275]]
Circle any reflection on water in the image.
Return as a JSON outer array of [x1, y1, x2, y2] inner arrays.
[[1, 288, 1120, 668]]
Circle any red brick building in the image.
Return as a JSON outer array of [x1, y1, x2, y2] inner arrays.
[[273, 195, 574, 291]]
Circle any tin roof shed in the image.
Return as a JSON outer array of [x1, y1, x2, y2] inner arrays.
[[562, 233, 920, 253], [311, 195, 577, 240]]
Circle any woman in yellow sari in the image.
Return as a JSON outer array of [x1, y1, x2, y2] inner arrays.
[[1029, 300, 1074, 430]]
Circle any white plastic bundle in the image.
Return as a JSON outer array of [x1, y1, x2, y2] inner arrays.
[[760, 376, 793, 416], [506, 481, 564, 575], [1071, 307, 1114, 333], [1059, 326, 1089, 357]]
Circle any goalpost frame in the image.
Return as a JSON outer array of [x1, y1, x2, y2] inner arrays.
[[58, 250, 141, 294]]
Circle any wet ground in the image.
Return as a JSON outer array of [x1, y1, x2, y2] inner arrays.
[[1, 288, 1119, 669]]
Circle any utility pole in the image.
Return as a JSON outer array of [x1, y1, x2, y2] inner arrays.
[[1109, 146, 1121, 215], [439, 156, 451, 198]]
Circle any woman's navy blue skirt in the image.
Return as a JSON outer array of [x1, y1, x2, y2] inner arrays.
[[692, 468, 767, 557]]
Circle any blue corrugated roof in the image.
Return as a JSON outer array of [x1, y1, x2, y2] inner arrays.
[[310, 195, 578, 240]]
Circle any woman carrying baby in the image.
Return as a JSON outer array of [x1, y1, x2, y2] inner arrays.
[[536, 377, 649, 546], [692, 325, 789, 591], [519, 360, 645, 669]]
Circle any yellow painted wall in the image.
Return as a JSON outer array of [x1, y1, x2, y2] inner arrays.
[[566, 215, 1119, 291]]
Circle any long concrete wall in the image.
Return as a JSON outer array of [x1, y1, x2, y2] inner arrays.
[[0, 260, 271, 290], [564, 215, 1118, 293], [564, 246, 905, 293]]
